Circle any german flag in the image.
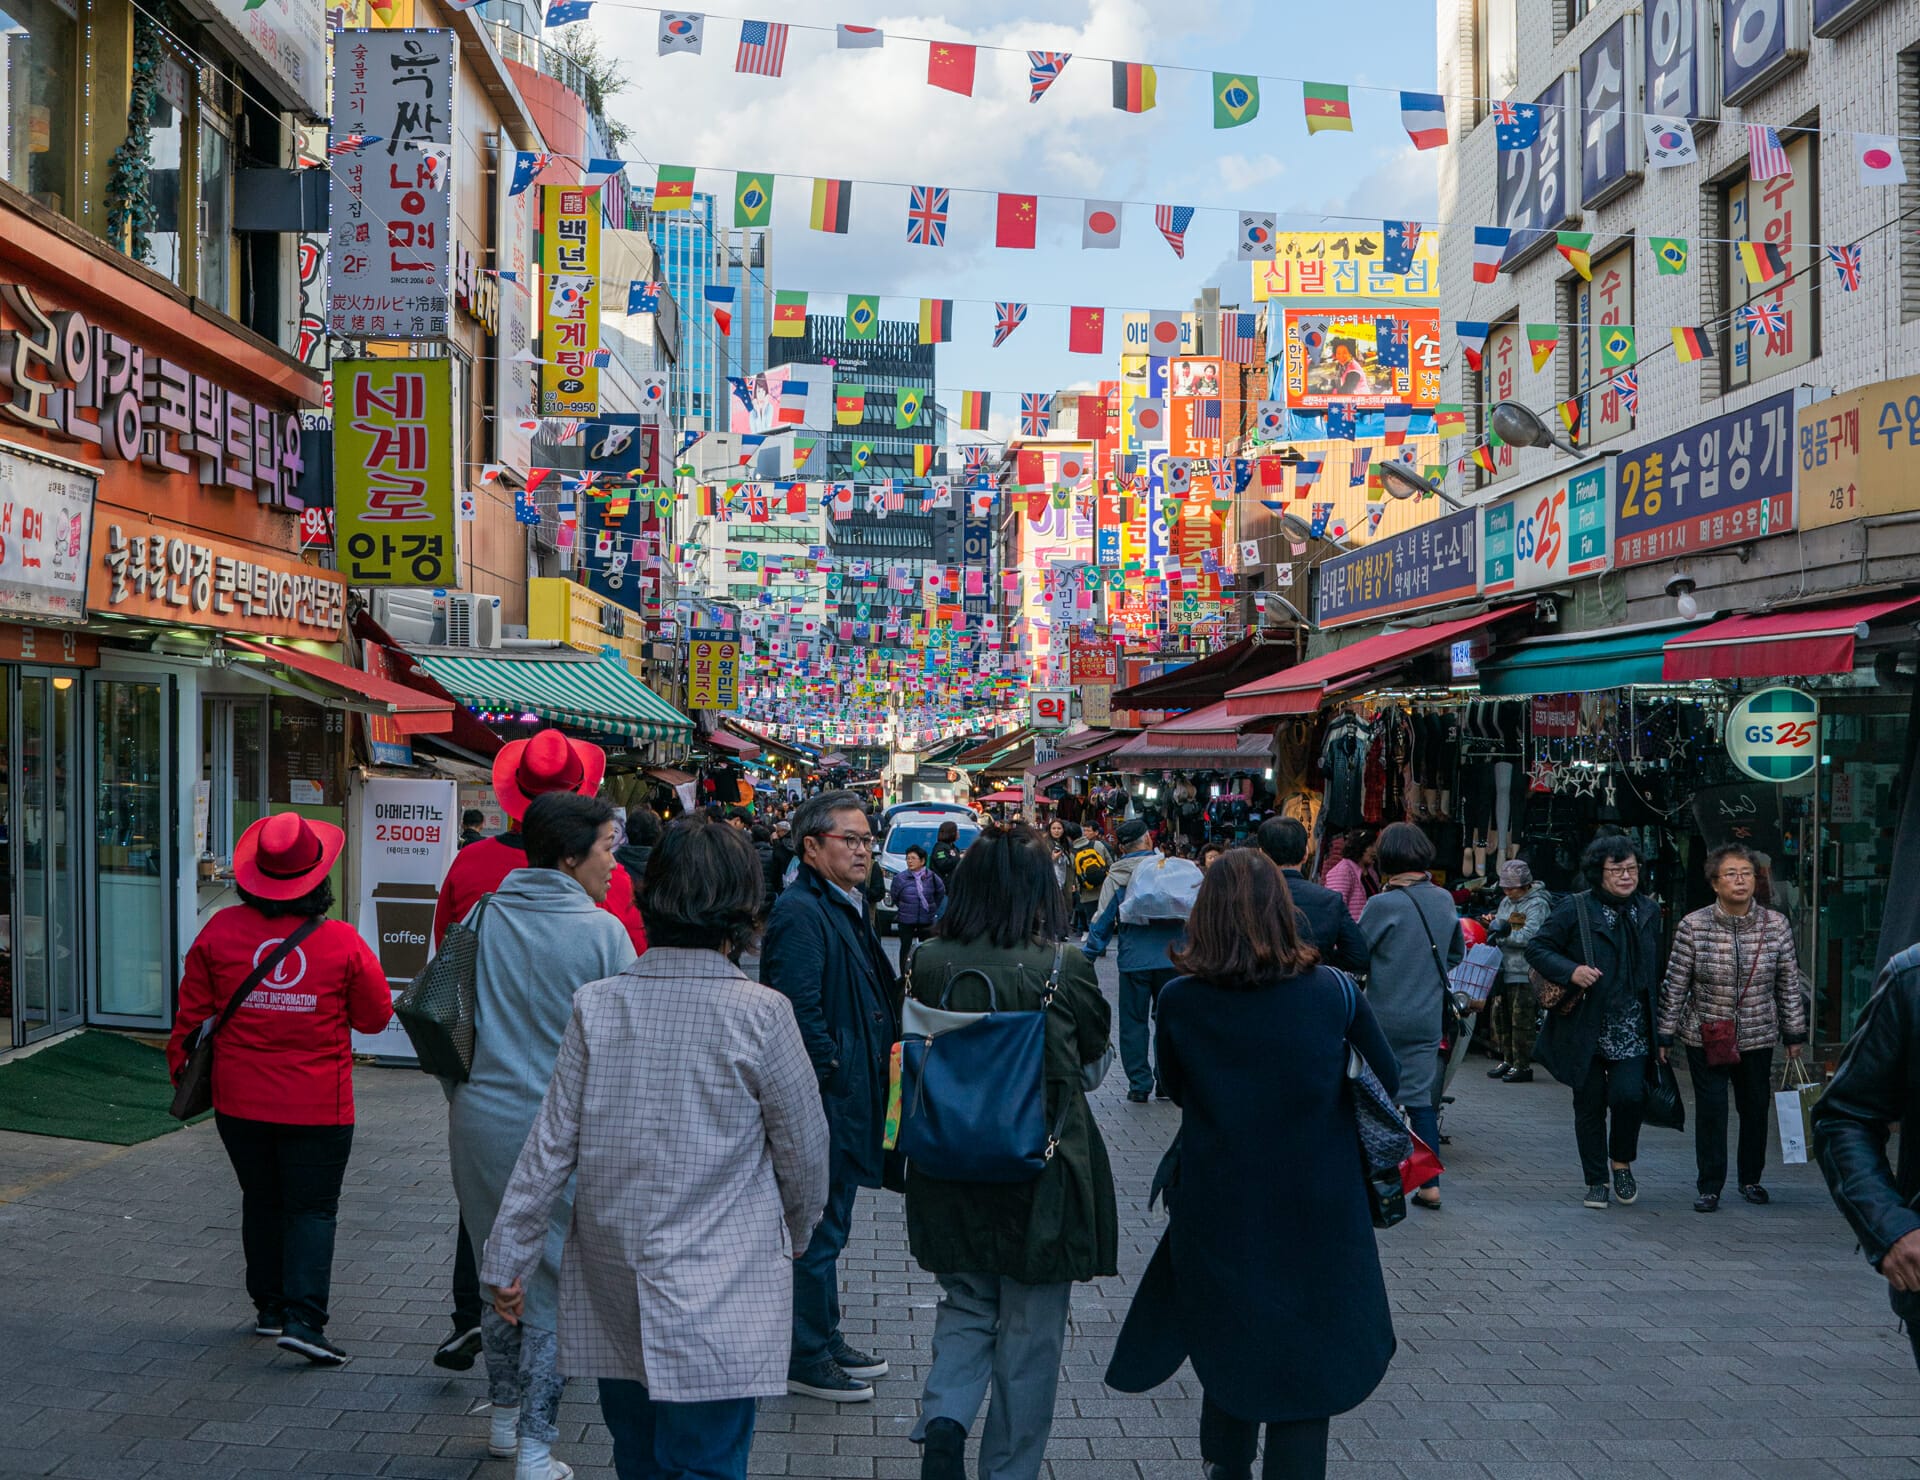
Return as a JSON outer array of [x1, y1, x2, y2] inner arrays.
[[772, 290, 807, 338], [697, 485, 718, 516], [915, 445, 936, 477], [918, 297, 953, 344], [1111, 61, 1156, 113], [654, 165, 696, 210], [810, 177, 852, 233], [1557, 398, 1582, 443], [959, 390, 989, 431], [1671, 325, 1714, 363], [1738, 240, 1787, 284]]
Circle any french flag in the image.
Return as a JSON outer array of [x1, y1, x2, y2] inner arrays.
[[1400, 91, 1447, 151], [1472, 226, 1511, 283]]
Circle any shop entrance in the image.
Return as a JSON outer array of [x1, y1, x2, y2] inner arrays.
[[87, 673, 175, 1031], [2, 668, 83, 1048]]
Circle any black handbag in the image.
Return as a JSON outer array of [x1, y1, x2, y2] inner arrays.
[[394, 894, 492, 1081], [1336, 971, 1413, 1228], [1643, 1054, 1687, 1132], [169, 917, 325, 1121]]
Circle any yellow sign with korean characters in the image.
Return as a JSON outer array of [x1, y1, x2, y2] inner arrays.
[[540, 185, 600, 417], [1798, 372, 1920, 529]]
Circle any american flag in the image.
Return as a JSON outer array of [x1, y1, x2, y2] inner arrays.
[[1027, 50, 1070, 103], [329, 133, 379, 155], [1193, 398, 1222, 439], [1828, 243, 1863, 292], [1747, 123, 1791, 182], [1020, 392, 1053, 436], [1220, 311, 1258, 364], [1736, 300, 1788, 335], [1611, 368, 1639, 417], [906, 185, 949, 246], [735, 19, 789, 76], [1154, 203, 1195, 258], [992, 301, 1028, 347]]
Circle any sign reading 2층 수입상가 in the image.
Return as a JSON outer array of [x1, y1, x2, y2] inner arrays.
[[1613, 388, 1799, 568], [1315, 508, 1477, 629], [332, 359, 456, 586]]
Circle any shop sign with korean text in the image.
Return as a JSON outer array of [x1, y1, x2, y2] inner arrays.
[[332, 359, 455, 586], [495, 148, 538, 475], [329, 31, 455, 339], [1727, 686, 1819, 783], [92, 520, 345, 639], [0, 440, 96, 621], [351, 774, 458, 1060], [687, 630, 740, 709], [1727, 133, 1812, 389], [1796, 371, 1920, 529], [206, 0, 327, 118], [1613, 388, 1798, 567], [1030, 687, 1072, 732], [1481, 457, 1613, 596], [1315, 507, 1477, 629], [1251, 231, 1438, 302], [1282, 309, 1440, 410], [1069, 637, 1119, 684], [541, 186, 600, 416]]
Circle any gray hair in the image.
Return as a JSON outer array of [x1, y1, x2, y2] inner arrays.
[[792, 789, 867, 849]]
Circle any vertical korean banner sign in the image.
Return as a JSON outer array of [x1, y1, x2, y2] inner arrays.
[[350, 775, 458, 1060], [687, 632, 741, 710], [541, 185, 600, 416], [328, 30, 455, 338], [332, 359, 457, 585]]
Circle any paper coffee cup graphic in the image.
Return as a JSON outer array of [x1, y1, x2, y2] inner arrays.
[[372, 882, 440, 985]]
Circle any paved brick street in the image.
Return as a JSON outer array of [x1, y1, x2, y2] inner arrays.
[[2, 952, 1916, 1479]]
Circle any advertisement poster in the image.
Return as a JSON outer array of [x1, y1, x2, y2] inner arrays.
[[332, 358, 456, 586], [329, 30, 455, 338], [1283, 309, 1440, 409], [350, 775, 458, 1060], [1069, 638, 1119, 684], [727, 363, 833, 434], [687, 632, 741, 709], [0, 442, 95, 621], [1251, 230, 1439, 301], [1481, 459, 1613, 595], [1614, 388, 1799, 567], [541, 185, 600, 416]]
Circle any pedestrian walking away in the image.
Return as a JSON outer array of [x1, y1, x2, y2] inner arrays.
[[483, 819, 830, 1480], [1255, 816, 1369, 975], [1357, 823, 1463, 1209], [1528, 835, 1666, 1211], [448, 792, 638, 1480], [1085, 817, 1193, 1102], [165, 813, 393, 1367], [1484, 859, 1551, 1083], [904, 825, 1117, 1480], [759, 789, 900, 1401], [1321, 827, 1375, 922], [1657, 843, 1809, 1212], [1107, 851, 1400, 1480], [888, 845, 946, 966]]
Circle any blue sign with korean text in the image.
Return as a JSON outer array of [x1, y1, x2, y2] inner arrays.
[[1721, 0, 1807, 105], [1613, 389, 1799, 568], [1497, 74, 1575, 267], [1580, 18, 1641, 208], [1314, 509, 1478, 630], [1645, 0, 1715, 123], [1814, 0, 1887, 36]]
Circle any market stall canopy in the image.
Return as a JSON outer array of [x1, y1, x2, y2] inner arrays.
[[1476, 623, 1686, 697], [1661, 596, 1920, 682], [1225, 605, 1531, 720], [977, 788, 1025, 803], [1111, 633, 1301, 710], [410, 650, 693, 744], [1142, 700, 1259, 750], [955, 726, 1033, 770], [1032, 731, 1134, 782], [351, 610, 505, 757], [701, 727, 761, 760], [224, 638, 455, 735], [1110, 729, 1275, 772]]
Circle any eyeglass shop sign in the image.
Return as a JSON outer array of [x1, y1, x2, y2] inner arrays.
[[1314, 508, 1478, 629]]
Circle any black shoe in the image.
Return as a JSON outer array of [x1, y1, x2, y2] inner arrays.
[[1612, 1168, 1639, 1205], [1205, 1465, 1255, 1480], [253, 1307, 285, 1337], [786, 1357, 873, 1402], [1740, 1183, 1770, 1205], [829, 1340, 888, 1379], [1583, 1182, 1610, 1209], [1486, 1061, 1512, 1079], [920, 1417, 966, 1480], [277, 1325, 348, 1367], [1694, 1193, 1721, 1213], [1502, 1067, 1534, 1083], [1126, 1089, 1150, 1103], [433, 1323, 483, 1371], [1154, 1086, 1171, 1100]]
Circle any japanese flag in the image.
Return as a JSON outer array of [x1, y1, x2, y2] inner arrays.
[[1856, 134, 1908, 187]]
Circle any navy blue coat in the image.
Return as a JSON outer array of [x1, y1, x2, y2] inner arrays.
[[1281, 868, 1370, 975], [760, 864, 899, 1187], [1106, 967, 1399, 1422]]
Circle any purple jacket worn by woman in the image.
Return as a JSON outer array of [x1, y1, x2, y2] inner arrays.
[[888, 866, 946, 927]]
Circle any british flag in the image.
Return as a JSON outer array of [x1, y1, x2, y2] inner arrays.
[[1611, 368, 1639, 417], [906, 185, 949, 247], [1027, 50, 1070, 103], [1193, 398, 1223, 439], [1828, 243, 1863, 292], [963, 445, 987, 477], [1020, 392, 1053, 437], [992, 301, 1028, 348], [1736, 300, 1788, 335], [1221, 312, 1258, 364], [1155, 204, 1195, 258]]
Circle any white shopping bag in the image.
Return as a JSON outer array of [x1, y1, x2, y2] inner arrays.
[[1774, 1059, 1821, 1165]]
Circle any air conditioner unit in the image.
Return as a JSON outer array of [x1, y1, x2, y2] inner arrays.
[[371, 588, 440, 645], [437, 592, 503, 649]]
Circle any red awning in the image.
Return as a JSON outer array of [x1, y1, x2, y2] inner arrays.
[[225, 638, 454, 735], [1143, 699, 1251, 750], [978, 788, 1024, 803], [1110, 633, 1300, 709], [1225, 605, 1530, 720], [701, 727, 762, 759], [1661, 596, 1920, 682], [1032, 732, 1133, 781], [1111, 730, 1274, 772]]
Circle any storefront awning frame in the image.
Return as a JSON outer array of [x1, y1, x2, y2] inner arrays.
[[1476, 622, 1693, 697], [1110, 730, 1276, 772], [222, 638, 455, 734], [410, 649, 694, 744], [1661, 596, 1920, 682]]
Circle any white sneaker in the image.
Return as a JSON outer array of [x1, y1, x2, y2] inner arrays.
[[514, 1435, 572, 1480], [487, 1405, 519, 1459]]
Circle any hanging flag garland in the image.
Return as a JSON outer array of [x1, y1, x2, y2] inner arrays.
[[1302, 81, 1351, 133], [1027, 50, 1070, 102]]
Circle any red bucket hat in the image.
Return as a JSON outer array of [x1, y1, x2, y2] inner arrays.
[[233, 813, 346, 901], [492, 728, 608, 820]]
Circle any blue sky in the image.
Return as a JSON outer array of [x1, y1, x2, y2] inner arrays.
[[595, 1, 1441, 439]]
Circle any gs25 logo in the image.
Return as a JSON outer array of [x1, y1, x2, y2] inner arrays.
[[1743, 719, 1814, 750]]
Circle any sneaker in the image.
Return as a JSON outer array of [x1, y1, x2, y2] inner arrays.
[[829, 1340, 888, 1379], [1126, 1090, 1150, 1104], [277, 1325, 349, 1367], [920, 1417, 966, 1480], [434, 1322, 484, 1371], [786, 1357, 873, 1402], [253, 1307, 285, 1337], [513, 1435, 571, 1480], [1583, 1182, 1610, 1209], [1486, 1061, 1512, 1079], [1739, 1183, 1770, 1206], [1502, 1067, 1534, 1083], [1694, 1193, 1721, 1213], [1612, 1168, 1639, 1205], [487, 1404, 520, 1459]]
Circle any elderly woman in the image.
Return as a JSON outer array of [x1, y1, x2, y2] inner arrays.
[[1485, 859, 1553, 1084], [1657, 843, 1809, 1212], [483, 820, 829, 1480], [449, 791, 638, 1480]]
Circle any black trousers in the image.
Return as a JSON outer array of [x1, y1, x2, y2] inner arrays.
[[1686, 1045, 1775, 1195], [215, 1115, 354, 1334], [1910, 1321, 1920, 1376], [452, 1217, 482, 1329], [1571, 1055, 1646, 1184], [1200, 1394, 1329, 1480], [896, 923, 927, 968]]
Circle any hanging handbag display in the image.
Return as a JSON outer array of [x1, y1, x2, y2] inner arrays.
[[1336, 972, 1414, 1229], [1530, 893, 1597, 1016], [394, 894, 494, 1081], [1697, 921, 1764, 1068], [169, 916, 326, 1122]]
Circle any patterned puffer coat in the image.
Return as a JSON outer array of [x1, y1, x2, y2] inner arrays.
[[1656, 903, 1809, 1052]]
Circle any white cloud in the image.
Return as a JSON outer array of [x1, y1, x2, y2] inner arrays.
[[1215, 153, 1287, 192]]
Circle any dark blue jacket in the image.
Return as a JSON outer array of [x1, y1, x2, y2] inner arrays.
[[760, 864, 899, 1186], [1281, 868, 1370, 975]]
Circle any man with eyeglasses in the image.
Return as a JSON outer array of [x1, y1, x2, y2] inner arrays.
[[761, 789, 901, 1402]]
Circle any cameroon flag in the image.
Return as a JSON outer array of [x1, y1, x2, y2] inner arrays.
[[810, 178, 852, 233], [918, 297, 953, 344], [834, 384, 866, 426], [1111, 61, 1156, 113], [1556, 231, 1594, 280], [1303, 81, 1351, 133], [771, 290, 807, 338], [654, 165, 696, 210]]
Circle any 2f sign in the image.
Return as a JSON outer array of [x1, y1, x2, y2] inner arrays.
[[1031, 689, 1072, 733]]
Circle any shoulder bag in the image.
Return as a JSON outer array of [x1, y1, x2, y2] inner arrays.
[[1530, 893, 1596, 1017], [170, 916, 326, 1121], [394, 894, 494, 1081], [1697, 917, 1764, 1067], [1335, 970, 1413, 1229], [1399, 885, 1467, 1012]]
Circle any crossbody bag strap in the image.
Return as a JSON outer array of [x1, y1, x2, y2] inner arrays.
[[212, 915, 326, 1038], [1575, 892, 1597, 969], [1399, 886, 1452, 991]]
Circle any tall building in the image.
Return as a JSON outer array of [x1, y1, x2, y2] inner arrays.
[[713, 226, 775, 424], [634, 188, 720, 427]]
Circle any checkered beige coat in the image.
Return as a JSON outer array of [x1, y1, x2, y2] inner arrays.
[[480, 947, 829, 1400]]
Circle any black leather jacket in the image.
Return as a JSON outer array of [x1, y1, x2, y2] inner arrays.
[[1812, 946, 1920, 1319]]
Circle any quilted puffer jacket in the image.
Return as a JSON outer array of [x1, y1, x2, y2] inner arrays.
[[1656, 903, 1809, 1052]]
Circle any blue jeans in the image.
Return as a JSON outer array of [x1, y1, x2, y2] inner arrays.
[[1119, 969, 1172, 1095], [1404, 1103, 1441, 1190], [599, 1379, 755, 1480], [792, 1175, 858, 1366]]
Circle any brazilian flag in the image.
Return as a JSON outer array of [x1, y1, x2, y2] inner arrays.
[[1213, 73, 1259, 129], [734, 172, 773, 228], [895, 387, 922, 429], [846, 293, 879, 341]]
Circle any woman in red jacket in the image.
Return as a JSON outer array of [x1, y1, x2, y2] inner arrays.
[[168, 812, 393, 1367]]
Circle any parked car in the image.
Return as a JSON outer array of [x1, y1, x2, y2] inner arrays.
[[874, 811, 981, 935], [880, 800, 976, 828]]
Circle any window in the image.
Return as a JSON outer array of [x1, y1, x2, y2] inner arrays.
[[0, 0, 77, 215], [1722, 126, 1817, 391], [145, 47, 192, 288], [197, 106, 234, 310], [1480, 0, 1519, 103]]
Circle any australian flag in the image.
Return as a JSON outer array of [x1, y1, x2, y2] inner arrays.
[[627, 280, 659, 314], [1375, 317, 1409, 369], [508, 150, 550, 197], [1381, 219, 1422, 274], [1325, 402, 1357, 441], [545, 0, 591, 25], [1493, 100, 1540, 152]]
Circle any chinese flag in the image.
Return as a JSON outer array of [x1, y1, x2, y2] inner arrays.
[[1017, 449, 1045, 485], [1025, 488, 1052, 521], [1068, 305, 1105, 354], [1076, 393, 1108, 439], [785, 484, 808, 514], [996, 192, 1037, 249], [927, 41, 976, 95]]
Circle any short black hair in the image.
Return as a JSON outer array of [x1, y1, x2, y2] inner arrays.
[[626, 808, 663, 847], [936, 819, 959, 843], [936, 824, 1069, 949], [238, 879, 335, 919], [523, 791, 614, 870], [462, 809, 485, 828], [641, 818, 765, 952], [1582, 833, 1644, 890], [1375, 821, 1435, 876], [1705, 843, 1755, 882], [905, 845, 927, 863], [1257, 815, 1308, 868]]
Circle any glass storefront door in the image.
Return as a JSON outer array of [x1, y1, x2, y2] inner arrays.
[[5, 668, 82, 1045], [88, 674, 174, 1028]]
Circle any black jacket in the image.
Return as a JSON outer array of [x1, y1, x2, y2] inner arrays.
[[760, 863, 900, 1187], [1281, 868, 1370, 975], [1813, 946, 1920, 1321], [1525, 889, 1665, 1091]]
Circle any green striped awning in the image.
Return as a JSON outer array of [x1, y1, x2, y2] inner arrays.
[[411, 651, 693, 744]]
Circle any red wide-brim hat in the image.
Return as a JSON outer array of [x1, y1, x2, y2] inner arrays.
[[233, 812, 347, 900], [492, 728, 608, 820]]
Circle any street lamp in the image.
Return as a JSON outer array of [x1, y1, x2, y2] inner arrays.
[[1490, 399, 1581, 455], [1374, 458, 1469, 510]]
